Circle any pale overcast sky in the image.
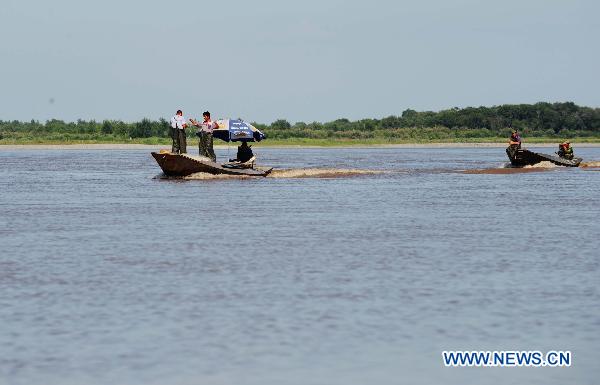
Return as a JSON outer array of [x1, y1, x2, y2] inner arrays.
[[1, 0, 598, 123]]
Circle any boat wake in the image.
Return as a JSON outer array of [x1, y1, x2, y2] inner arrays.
[[580, 161, 600, 168], [463, 159, 600, 174], [182, 168, 383, 180], [159, 161, 600, 180], [464, 161, 557, 174], [522, 161, 559, 168], [464, 167, 552, 174], [184, 173, 256, 180], [154, 168, 383, 180], [269, 168, 383, 178]]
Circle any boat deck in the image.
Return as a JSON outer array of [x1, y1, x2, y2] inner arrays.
[[151, 152, 272, 177]]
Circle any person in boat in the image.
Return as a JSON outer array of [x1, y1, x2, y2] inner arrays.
[[234, 142, 254, 163], [557, 141, 574, 160], [506, 128, 522, 160], [190, 111, 218, 162], [170, 109, 188, 154]]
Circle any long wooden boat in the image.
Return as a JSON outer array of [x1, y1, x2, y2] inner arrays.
[[151, 152, 272, 177], [506, 148, 582, 167]]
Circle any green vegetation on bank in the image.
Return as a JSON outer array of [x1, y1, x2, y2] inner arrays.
[[2, 102, 600, 145]]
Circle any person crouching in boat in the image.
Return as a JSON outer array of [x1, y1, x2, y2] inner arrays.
[[506, 129, 521, 160], [190, 111, 218, 162], [170, 109, 188, 154], [557, 141, 574, 160], [234, 142, 254, 163]]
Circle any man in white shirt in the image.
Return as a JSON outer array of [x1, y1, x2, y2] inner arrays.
[[190, 111, 218, 162], [170, 109, 188, 154]]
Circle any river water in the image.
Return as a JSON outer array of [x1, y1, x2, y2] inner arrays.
[[1, 146, 599, 385]]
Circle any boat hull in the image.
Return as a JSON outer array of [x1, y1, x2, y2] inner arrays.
[[506, 148, 582, 167], [151, 152, 272, 177]]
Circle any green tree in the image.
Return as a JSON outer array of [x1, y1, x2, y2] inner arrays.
[[101, 120, 113, 134], [130, 118, 153, 138], [270, 119, 291, 130]]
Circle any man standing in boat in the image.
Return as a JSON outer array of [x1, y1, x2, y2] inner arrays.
[[190, 111, 218, 162], [170, 110, 188, 154], [506, 128, 521, 160]]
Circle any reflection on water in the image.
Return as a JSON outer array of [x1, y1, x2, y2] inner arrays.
[[1, 146, 599, 385]]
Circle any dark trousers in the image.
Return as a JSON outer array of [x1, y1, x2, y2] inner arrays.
[[198, 132, 216, 162], [172, 128, 187, 154]]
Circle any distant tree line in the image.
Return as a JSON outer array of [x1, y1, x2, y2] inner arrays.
[[2, 102, 600, 142], [0, 118, 172, 142], [258, 102, 600, 140]]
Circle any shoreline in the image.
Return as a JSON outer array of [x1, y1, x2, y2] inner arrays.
[[2, 142, 600, 150]]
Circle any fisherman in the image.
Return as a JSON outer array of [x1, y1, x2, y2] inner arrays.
[[235, 141, 254, 163], [557, 141, 574, 160], [170, 109, 187, 154], [190, 111, 218, 162], [506, 128, 522, 160]]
